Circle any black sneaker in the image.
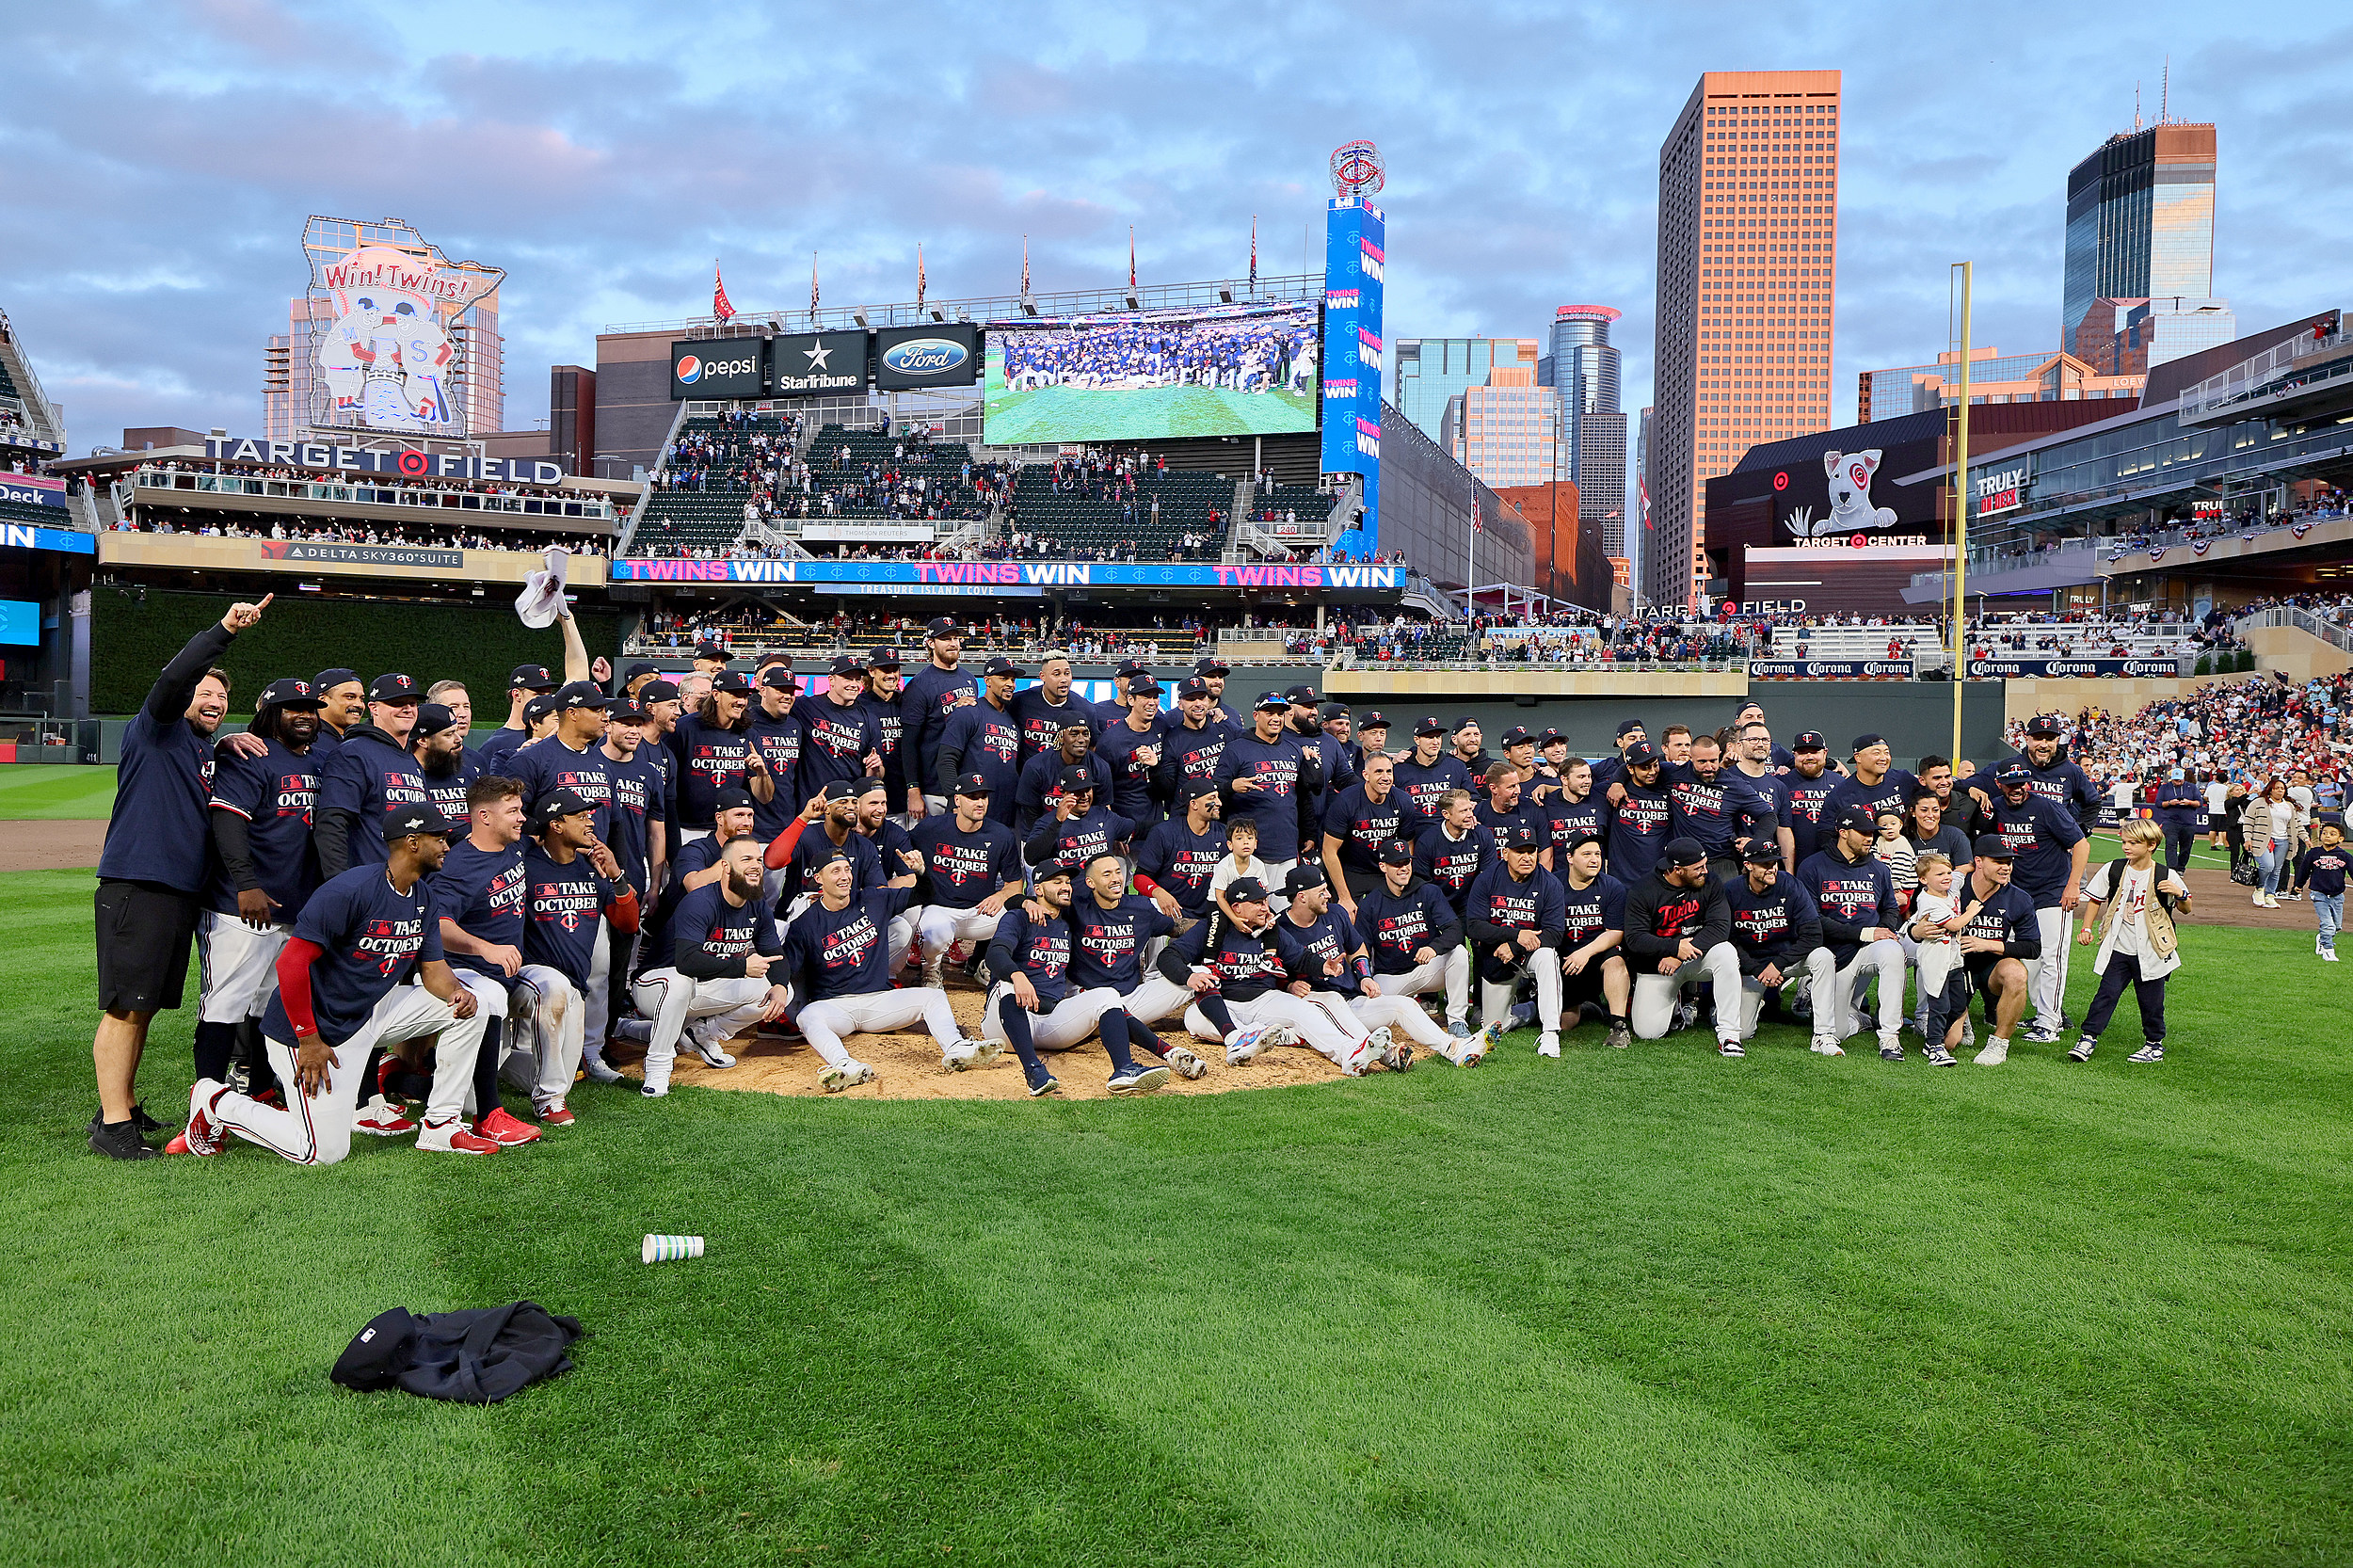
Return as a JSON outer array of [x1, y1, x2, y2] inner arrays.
[[90, 1103, 168, 1137], [1022, 1062, 1061, 1097], [1605, 1019, 1633, 1051], [1879, 1043, 1905, 1063], [88, 1118, 160, 1161]]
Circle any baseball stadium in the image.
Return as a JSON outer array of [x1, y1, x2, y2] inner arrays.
[[8, 108, 2353, 1568]]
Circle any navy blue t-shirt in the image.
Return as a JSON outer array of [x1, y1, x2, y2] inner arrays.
[[262, 865, 444, 1047], [935, 702, 1023, 824], [1026, 804, 1139, 879], [858, 690, 910, 803], [1558, 871, 1628, 951], [1545, 792, 1605, 857], [1982, 792, 2087, 906], [509, 738, 613, 842], [792, 694, 881, 806], [1465, 862, 1567, 943], [1721, 870, 1821, 972], [1353, 882, 1461, 974], [429, 839, 527, 984], [1323, 784, 1429, 876], [902, 663, 978, 789], [475, 727, 529, 775], [1827, 767, 1920, 830], [1392, 754, 1474, 821], [1136, 817, 1226, 916], [787, 824, 884, 904], [522, 841, 616, 991], [1602, 776, 1674, 881], [667, 878, 784, 979], [205, 739, 321, 920], [1215, 731, 1310, 865], [1414, 823, 1495, 915], [1273, 905, 1365, 995], [1016, 747, 1116, 838], [317, 730, 429, 870], [1796, 850, 1898, 963], [1155, 718, 1233, 808], [1096, 716, 1170, 829], [1011, 688, 1096, 761], [1783, 769, 1840, 865], [745, 710, 804, 840], [669, 714, 755, 829], [417, 751, 482, 827], [986, 905, 1074, 1007], [643, 831, 726, 966], [602, 749, 666, 890], [785, 887, 915, 1002], [1064, 893, 1176, 992], [909, 815, 1020, 909]]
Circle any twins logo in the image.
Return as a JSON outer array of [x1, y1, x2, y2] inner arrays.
[[1652, 894, 1704, 938], [981, 728, 1020, 764]]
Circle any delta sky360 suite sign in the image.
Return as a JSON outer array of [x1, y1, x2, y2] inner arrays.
[[982, 300, 1321, 445]]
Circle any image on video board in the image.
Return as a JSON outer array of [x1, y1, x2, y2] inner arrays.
[[984, 300, 1319, 444]]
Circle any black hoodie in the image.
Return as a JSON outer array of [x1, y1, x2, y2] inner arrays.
[[315, 722, 429, 878]]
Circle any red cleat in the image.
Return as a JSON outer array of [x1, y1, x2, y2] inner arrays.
[[536, 1101, 576, 1128], [354, 1097, 417, 1137], [414, 1119, 498, 1155], [475, 1107, 542, 1145]]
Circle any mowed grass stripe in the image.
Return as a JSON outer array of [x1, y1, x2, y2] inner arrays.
[[0, 764, 118, 819]]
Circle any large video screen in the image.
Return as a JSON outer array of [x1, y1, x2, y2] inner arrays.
[[984, 301, 1320, 444]]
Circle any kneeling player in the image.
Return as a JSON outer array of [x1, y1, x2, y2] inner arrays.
[[1954, 835, 2043, 1066], [181, 803, 492, 1162], [1465, 824, 1568, 1054], [1722, 840, 1839, 1051], [785, 850, 992, 1091], [983, 865, 1169, 1096], [1622, 837, 1746, 1056], [1554, 833, 1633, 1051], [622, 835, 790, 1096], [1157, 877, 1379, 1075], [1353, 839, 1483, 1062]]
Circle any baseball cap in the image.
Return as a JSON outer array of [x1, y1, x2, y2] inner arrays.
[[1562, 830, 1604, 856], [258, 677, 324, 711], [639, 680, 680, 704], [1742, 840, 1785, 865], [2170, 766, 2185, 780], [1624, 741, 1662, 767], [1193, 656, 1230, 676], [1176, 677, 1211, 699], [753, 648, 789, 670], [367, 672, 423, 704], [313, 667, 360, 694], [1284, 683, 1319, 705], [522, 694, 557, 727], [383, 801, 455, 840], [1659, 836, 1705, 869], [1994, 759, 2034, 784], [1615, 718, 1645, 738], [1972, 833, 2016, 860], [507, 663, 555, 692], [759, 666, 798, 693], [1539, 728, 1564, 745], [412, 702, 461, 738], [1126, 674, 1162, 696], [712, 788, 756, 813], [609, 701, 650, 723], [530, 786, 597, 828], [1833, 806, 1878, 835], [1792, 730, 1827, 751], [850, 777, 888, 799], [1501, 824, 1545, 852], [1378, 839, 1415, 867], [1057, 764, 1095, 792], [984, 656, 1023, 677], [553, 680, 608, 712], [1454, 716, 1481, 731], [1284, 863, 1327, 895], [1320, 700, 1350, 722], [2026, 713, 2064, 736], [694, 640, 728, 661], [1225, 875, 1269, 904], [1501, 727, 1534, 748], [1851, 732, 1888, 752], [952, 773, 993, 796], [621, 662, 658, 683], [1358, 712, 1390, 730], [1057, 712, 1093, 732], [711, 670, 754, 694], [923, 616, 960, 637], [1254, 691, 1289, 712], [1114, 659, 1149, 678], [829, 653, 866, 677], [866, 647, 902, 670], [1414, 716, 1447, 738]]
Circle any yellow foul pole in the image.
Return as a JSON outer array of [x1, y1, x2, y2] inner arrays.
[[1948, 262, 1973, 763]]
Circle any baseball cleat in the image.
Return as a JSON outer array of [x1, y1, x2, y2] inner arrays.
[[610, 1017, 653, 1046], [638, 1078, 670, 1098], [2023, 1023, 2062, 1046], [1223, 1023, 1270, 1064], [1022, 1062, 1062, 1097], [1107, 1062, 1172, 1095], [475, 1107, 542, 1145], [353, 1096, 416, 1137], [819, 1060, 877, 1094], [1672, 1000, 1702, 1033], [1923, 1044, 1959, 1065], [1974, 1039, 2009, 1066], [175, 1080, 227, 1158], [1162, 1045, 1209, 1080], [942, 1037, 1001, 1071], [536, 1101, 576, 1128], [1340, 1042, 1375, 1077], [1536, 1032, 1561, 1058], [689, 1032, 738, 1069], [1718, 1039, 1746, 1058], [1453, 1025, 1491, 1065], [1879, 1042, 1905, 1063], [414, 1118, 498, 1155], [580, 1053, 624, 1084], [1448, 1018, 1476, 1040], [1810, 1036, 1846, 1057], [1377, 1038, 1415, 1073]]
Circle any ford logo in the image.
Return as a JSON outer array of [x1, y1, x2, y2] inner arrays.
[[882, 338, 968, 375]]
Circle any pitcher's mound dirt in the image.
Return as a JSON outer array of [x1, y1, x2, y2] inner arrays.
[[602, 984, 1379, 1101]]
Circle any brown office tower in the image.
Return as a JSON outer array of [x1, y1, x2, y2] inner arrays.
[[1650, 69, 1841, 609]]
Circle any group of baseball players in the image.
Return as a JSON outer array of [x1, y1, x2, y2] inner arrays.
[[87, 600, 2144, 1166]]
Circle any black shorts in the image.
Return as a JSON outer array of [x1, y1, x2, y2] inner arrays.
[[95, 878, 200, 1015], [1561, 959, 1610, 1012]]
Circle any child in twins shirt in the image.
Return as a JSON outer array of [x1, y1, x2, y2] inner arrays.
[[1209, 816, 1274, 923], [1873, 810, 1918, 916], [1906, 851, 1977, 1064]]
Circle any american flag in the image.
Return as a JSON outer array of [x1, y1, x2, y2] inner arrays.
[[916, 245, 926, 311]]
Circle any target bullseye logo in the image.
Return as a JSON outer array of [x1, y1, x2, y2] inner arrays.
[[1772, 471, 1789, 491], [396, 449, 430, 476]]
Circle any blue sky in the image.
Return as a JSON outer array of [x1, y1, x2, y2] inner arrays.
[[4, 0, 2345, 453]]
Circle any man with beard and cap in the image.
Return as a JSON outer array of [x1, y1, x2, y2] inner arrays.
[[858, 647, 920, 824], [1017, 715, 1115, 839], [1978, 757, 2089, 1046], [509, 680, 615, 842], [621, 835, 790, 1096], [477, 664, 559, 773], [1272, 863, 1427, 1071], [315, 672, 430, 879], [935, 655, 1024, 826], [1215, 692, 1317, 891], [1393, 716, 1473, 820], [1321, 705, 1358, 773], [1600, 740, 1673, 882], [1963, 713, 2103, 838], [982, 863, 1169, 1098], [1191, 654, 1247, 730], [793, 653, 884, 808], [1590, 719, 1648, 791], [514, 787, 640, 1125], [310, 667, 364, 760], [903, 616, 977, 818], [1150, 677, 1234, 809], [1723, 838, 1837, 1052], [1134, 776, 1229, 933], [1287, 684, 1357, 808], [178, 801, 494, 1163], [1096, 674, 1170, 832], [785, 848, 991, 1090], [1661, 732, 1780, 884], [1782, 730, 1841, 870], [1796, 805, 1909, 1060], [1024, 768, 1139, 882], [1012, 650, 1096, 760], [411, 701, 480, 824], [767, 781, 888, 918], [909, 773, 1024, 989], [1353, 837, 1481, 1058], [1620, 835, 1746, 1055], [424, 679, 477, 766], [1449, 717, 1494, 781], [745, 665, 806, 849], [1463, 824, 1569, 1054], [1157, 876, 1381, 1076], [1321, 750, 1429, 914], [194, 672, 322, 1100], [670, 669, 764, 841]]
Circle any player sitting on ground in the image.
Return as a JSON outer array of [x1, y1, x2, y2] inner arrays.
[[1352, 837, 1484, 1062], [784, 849, 991, 1091], [1269, 863, 1425, 1071], [1158, 876, 1381, 1076], [180, 802, 493, 1162], [983, 865, 1170, 1097], [1062, 852, 1209, 1079]]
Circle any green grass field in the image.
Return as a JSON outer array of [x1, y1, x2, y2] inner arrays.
[[7, 867, 2350, 1565], [983, 379, 1317, 444], [0, 764, 118, 819]]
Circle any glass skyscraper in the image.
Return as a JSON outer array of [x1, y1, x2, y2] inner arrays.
[[2062, 123, 2217, 358], [1544, 306, 1628, 556], [1392, 338, 1542, 448]]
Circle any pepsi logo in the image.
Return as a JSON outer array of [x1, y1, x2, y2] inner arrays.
[[676, 355, 702, 384], [882, 338, 968, 376], [678, 352, 758, 384]]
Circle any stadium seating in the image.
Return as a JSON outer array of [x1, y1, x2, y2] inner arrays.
[[1005, 465, 1226, 559], [0, 358, 18, 399], [1252, 484, 1336, 525], [802, 424, 993, 520], [632, 490, 756, 552], [0, 497, 56, 526]]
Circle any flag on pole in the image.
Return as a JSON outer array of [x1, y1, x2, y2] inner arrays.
[[1640, 472, 1652, 530], [712, 261, 735, 323], [1249, 216, 1257, 289], [916, 245, 926, 311], [1021, 234, 1031, 297], [1128, 227, 1137, 292], [1468, 484, 1482, 533], [809, 252, 820, 322]]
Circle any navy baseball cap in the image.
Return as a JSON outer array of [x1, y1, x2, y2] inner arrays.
[[984, 656, 1023, 677], [1833, 806, 1878, 835], [1126, 674, 1161, 696], [1501, 727, 1534, 748], [1057, 765, 1095, 791], [1742, 840, 1785, 865], [522, 694, 557, 727], [1502, 824, 1545, 852], [752, 648, 789, 670], [609, 701, 651, 723], [1539, 728, 1565, 745], [1851, 732, 1888, 751], [695, 640, 728, 661], [553, 680, 608, 712], [1193, 656, 1229, 676], [759, 665, 798, 692], [1358, 712, 1390, 729], [1792, 730, 1828, 751], [1995, 760, 2034, 784], [1616, 718, 1645, 738], [1624, 741, 1662, 767], [1660, 836, 1705, 868], [367, 672, 423, 703], [259, 677, 324, 710], [952, 773, 993, 796], [313, 667, 361, 693], [413, 702, 461, 738], [1284, 684, 1319, 705], [383, 801, 455, 840], [530, 786, 597, 827], [1177, 677, 1211, 698], [1562, 830, 1604, 855], [1453, 716, 1480, 731], [1254, 691, 1289, 712], [829, 653, 866, 677], [850, 777, 888, 799], [1188, 776, 1223, 799], [712, 788, 755, 813], [1414, 716, 1447, 738], [621, 662, 658, 683], [1320, 700, 1350, 721], [866, 647, 902, 670], [1057, 712, 1093, 732], [924, 616, 960, 636], [1225, 876, 1269, 904], [1972, 833, 2016, 860], [1284, 863, 1327, 895], [507, 663, 555, 692], [1114, 659, 1149, 678], [1378, 839, 1415, 866], [2025, 713, 2064, 736], [639, 680, 680, 704], [711, 669, 754, 694]]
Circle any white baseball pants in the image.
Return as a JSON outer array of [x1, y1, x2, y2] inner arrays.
[[915, 904, 1004, 962], [630, 968, 775, 1091], [981, 984, 1124, 1049], [797, 985, 963, 1069], [513, 964, 585, 1112], [1376, 947, 1472, 1026], [1735, 948, 1839, 1038], [2029, 905, 2072, 1032], [1630, 941, 1743, 1041], [1824, 937, 1908, 1041], [211, 983, 487, 1166], [1346, 989, 1451, 1050], [195, 912, 292, 1023], [1481, 948, 1562, 1035], [1118, 972, 1198, 1025], [1182, 990, 1367, 1069]]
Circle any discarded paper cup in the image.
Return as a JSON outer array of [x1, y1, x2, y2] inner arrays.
[[642, 1233, 705, 1264]]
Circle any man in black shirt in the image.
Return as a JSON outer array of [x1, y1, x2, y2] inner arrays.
[[1621, 837, 1745, 1054]]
